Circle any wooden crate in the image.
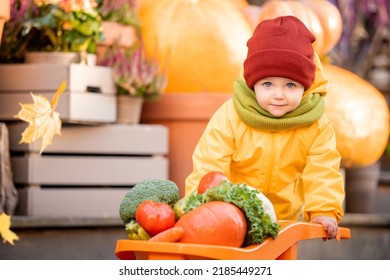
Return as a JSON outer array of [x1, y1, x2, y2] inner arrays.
[[7, 123, 170, 217], [7, 123, 168, 155], [17, 187, 130, 217], [0, 64, 116, 123], [11, 155, 168, 185]]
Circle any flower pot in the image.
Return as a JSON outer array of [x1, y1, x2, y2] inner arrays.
[[25, 51, 97, 65], [141, 93, 231, 196], [117, 95, 144, 124], [345, 161, 380, 213]]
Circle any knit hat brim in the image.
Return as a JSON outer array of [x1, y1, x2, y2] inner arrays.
[[244, 48, 316, 89]]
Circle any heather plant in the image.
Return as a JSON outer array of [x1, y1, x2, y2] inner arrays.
[[100, 44, 167, 100]]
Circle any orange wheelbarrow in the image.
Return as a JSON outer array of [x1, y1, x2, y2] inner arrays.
[[115, 220, 351, 260]]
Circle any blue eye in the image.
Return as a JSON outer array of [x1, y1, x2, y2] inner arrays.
[[263, 82, 272, 87], [287, 83, 295, 88]]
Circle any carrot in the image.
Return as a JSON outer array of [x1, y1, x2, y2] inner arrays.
[[148, 227, 184, 242]]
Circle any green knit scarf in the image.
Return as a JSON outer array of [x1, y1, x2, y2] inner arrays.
[[233, 76, 325, 131]]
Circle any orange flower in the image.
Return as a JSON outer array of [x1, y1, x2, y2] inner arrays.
[[62, 21, 72, 30]]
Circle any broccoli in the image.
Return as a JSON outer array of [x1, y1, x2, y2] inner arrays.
[[119, 179, 180, 224], [173, 180, 280, 246]]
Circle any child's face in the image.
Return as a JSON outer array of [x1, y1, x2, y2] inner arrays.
[[253, 77, 305, 117]]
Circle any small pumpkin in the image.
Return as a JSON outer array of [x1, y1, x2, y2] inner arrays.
[[138, 0, 252, 93], [301, 0, 343, 55], [175, 201, 247, 247]]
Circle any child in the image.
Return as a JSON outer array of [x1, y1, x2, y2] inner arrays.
[[184, 16, 345, 239]]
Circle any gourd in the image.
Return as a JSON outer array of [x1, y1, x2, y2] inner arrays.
[[138, 0, 252, 93], [323, 63, 390, 168], [174, 201, 247, 247]]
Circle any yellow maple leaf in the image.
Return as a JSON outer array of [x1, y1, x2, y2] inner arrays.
[[14, 81, 66, 154], [0, 213, 20, 245]]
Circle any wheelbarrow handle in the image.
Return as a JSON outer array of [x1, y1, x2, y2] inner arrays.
[[277, 220, 351, 241]]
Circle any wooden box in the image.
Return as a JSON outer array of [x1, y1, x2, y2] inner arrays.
[[0, 64, 117, 123], [7, 123, 170, 217], [17, 187, 130, 217]]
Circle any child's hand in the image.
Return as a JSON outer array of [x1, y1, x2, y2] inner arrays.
[[310, 215, 338, 240]]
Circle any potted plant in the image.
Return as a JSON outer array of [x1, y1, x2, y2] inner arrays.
[[0, 0, 104, 64], [99, 43, 167, 124]]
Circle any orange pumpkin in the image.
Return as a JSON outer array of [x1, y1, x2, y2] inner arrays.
[[228, 0, 250, 8], [324, 63, 390, 168], [0, 0, 10, 43], [301, 0, 343, 55], [175, 201, 247, 247], [138, 0, 252, 93], [256, 0, 325, 56]]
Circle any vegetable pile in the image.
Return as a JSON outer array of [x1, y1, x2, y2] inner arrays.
[[118, 174, 280, 247], [174, 180, 280, 246]]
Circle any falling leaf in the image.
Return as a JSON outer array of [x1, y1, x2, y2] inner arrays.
[[14, 81, 66, 153], [0, 213, 20, 245]]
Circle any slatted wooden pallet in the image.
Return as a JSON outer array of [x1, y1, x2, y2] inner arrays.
[[7, 123, 169, 217]]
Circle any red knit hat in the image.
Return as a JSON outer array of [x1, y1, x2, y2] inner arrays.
[[244, 16, 316, 89]]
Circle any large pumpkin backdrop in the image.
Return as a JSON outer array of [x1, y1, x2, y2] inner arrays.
[[323, 63, 389, 168], [138, 0, 252, 93]]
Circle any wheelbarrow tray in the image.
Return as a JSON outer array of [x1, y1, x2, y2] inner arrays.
[[115, 220, 351, 260]]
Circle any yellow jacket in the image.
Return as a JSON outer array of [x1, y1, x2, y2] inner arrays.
[[185, 56, 345, 223]]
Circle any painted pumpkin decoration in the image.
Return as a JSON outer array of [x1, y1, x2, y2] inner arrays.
[[324, 63, 390, 168], [138, 0, 252, 93]]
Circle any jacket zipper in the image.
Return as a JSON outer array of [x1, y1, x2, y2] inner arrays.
[[264, 133, 276, 194]]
